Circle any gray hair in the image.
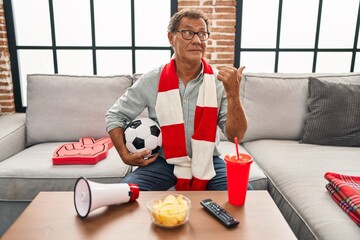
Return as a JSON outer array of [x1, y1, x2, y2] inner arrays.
[[167, 8, 209, 33]]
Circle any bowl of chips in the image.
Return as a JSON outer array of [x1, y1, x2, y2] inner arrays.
[[146, 194, 191, 228]]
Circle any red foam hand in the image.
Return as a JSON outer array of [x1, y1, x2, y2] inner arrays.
[[52, 137, 114, 165]]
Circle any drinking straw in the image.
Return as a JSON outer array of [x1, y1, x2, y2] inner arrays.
[[234, 137, 240, 160]]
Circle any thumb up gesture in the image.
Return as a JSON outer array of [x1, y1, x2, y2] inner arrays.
[[217, 66, 245, 97]]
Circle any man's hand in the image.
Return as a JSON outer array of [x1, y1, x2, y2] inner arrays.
[[108, 127, 157, 167], [121, 150, 158, 167], [217, 66, 245, 97]]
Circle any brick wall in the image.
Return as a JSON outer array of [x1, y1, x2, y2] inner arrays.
[[0, 0, 237, 114], [178, 0, 237, 66], [0, 0, 14, 114]]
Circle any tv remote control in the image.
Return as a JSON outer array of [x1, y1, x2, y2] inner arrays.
[[200, 199, 239, 228]]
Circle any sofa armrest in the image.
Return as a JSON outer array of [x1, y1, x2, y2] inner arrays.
[[0, 113, 26, 162]]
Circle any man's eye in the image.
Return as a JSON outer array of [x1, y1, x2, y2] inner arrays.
[[184, 30, 193, 35]]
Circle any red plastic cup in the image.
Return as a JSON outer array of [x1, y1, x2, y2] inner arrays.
[[225, 154, 253, 206]]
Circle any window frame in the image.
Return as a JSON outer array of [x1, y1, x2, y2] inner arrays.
[[4, 0, 178, 112], [234, 0, 360, 72]]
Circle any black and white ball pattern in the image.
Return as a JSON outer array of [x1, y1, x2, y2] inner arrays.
[[124, 118, 162, 157]]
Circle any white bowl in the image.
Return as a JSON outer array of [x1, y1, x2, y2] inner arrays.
[[146, 194, 191, 228]]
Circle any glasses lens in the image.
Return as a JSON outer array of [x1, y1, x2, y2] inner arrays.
[[198, 32, 208, 41], [182, 30, 194, 40]]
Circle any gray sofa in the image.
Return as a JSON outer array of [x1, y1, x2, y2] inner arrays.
[[0, 72, 359, 239], [237, 72, 360, 240]]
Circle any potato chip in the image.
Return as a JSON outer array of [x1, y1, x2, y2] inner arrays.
[[149, 194, 190, 227]]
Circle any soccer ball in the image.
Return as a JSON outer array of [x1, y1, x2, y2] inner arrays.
[[124, 118, 162, 158]]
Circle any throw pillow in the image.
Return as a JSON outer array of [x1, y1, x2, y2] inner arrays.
[[300, 77, 360, 146]]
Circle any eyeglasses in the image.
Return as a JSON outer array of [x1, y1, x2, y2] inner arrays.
[[174, 29, 210, 41]]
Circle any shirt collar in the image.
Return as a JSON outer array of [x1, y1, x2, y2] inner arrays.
[[178, 62, 204, 82]]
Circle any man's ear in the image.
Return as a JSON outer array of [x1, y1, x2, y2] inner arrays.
[[168, 32, 174, 46]]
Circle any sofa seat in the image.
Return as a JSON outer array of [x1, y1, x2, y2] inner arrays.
[[243, 139, 360, 240], [0, 142, 131, 201]]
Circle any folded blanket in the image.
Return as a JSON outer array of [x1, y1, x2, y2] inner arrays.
[[324, 172, 360, 226]]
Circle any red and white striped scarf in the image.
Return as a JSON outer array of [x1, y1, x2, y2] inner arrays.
[[155, 58, 218, 190]]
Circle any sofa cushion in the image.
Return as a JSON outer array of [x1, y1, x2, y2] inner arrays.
[[26, 74, 133, 146], [240, 72, 360, 142], [301, 77, 360, 146], [0, 142, 131, 201], [243, 140, 360, 240]]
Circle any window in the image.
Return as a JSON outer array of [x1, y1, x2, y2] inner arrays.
[[235, 0, 360, 73], [4, 0, 177, 112]]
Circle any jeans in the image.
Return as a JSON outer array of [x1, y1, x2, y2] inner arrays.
[[121, 156, 253, 191]]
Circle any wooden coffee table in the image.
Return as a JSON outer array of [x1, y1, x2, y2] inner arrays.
[[1, 190, 296, 240]]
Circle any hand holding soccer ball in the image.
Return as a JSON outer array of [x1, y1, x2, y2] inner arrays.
[[124, 118, 162, 158]]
